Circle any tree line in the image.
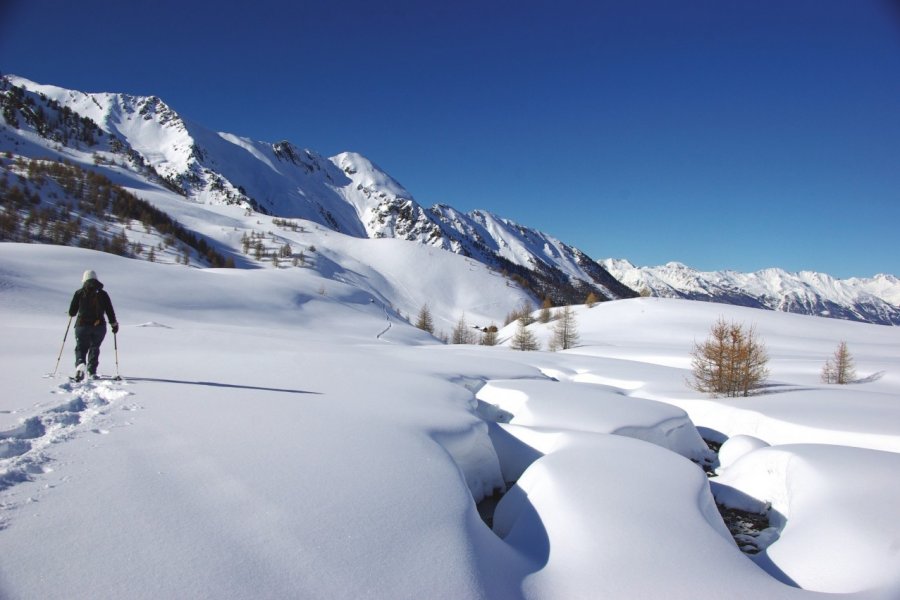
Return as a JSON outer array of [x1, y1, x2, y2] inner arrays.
[[0, 155, 235, 268], [414, 293, 594, 350]]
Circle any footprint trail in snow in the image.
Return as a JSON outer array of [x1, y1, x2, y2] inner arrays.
[[0, 377, 133, 521]]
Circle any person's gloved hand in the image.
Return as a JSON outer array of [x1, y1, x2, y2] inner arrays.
[[111, 322, 119, 334]]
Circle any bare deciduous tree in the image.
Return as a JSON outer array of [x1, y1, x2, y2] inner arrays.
[[690, 318, 769, 397]]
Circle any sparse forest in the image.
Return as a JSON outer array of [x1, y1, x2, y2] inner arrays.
[[0, 155, 234, 268]]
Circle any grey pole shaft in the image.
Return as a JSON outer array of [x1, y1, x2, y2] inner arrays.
[[52, 315, 73, 377]]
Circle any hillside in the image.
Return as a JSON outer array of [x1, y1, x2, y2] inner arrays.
[[0, 74, 633, 307]]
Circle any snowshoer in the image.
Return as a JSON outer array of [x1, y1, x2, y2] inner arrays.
[[68, 270, 118, 381]]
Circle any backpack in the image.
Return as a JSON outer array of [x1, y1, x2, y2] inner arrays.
[[79, 283, 105, 326]]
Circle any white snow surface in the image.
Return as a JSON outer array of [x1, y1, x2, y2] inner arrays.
[[2, 243, 900, 599]]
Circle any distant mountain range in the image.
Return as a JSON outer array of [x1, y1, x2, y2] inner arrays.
[[2, 73, 898, 325], [601, 259, 900, 326]]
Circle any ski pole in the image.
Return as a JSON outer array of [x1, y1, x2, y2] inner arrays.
[[113, 330, 121, 380], [52, 315, 73, 377]]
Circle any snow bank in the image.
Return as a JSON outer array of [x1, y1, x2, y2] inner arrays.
[[478, 378, 712, 463], [494, 434, 805, 599], [718, 434, 770, 470], [714, 444, 900, 594]]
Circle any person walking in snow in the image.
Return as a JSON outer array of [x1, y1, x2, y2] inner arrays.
[[68, 270, 118, 381]]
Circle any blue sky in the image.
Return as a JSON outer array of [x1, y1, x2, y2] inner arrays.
[[2, 0, 899, 278]]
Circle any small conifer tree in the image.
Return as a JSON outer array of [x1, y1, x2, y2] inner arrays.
[[552, 305, 580, 350], [539, 298, 553, 323], [451, 313, 474, 344], [822, 341, 856, 384], [690, 318, 769, 397], [416, 304, 435, 334], [511, 318, 539, 351]]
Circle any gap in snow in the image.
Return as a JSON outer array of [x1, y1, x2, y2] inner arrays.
[[701, 428, 786, 560]]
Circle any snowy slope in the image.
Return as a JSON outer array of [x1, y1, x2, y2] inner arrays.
[[1, 74, 631, 305], [601, 258, 900, 326], [2, 243, 900, 598]]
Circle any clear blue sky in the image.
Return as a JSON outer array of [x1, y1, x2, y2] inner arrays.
[[3, 0, 899, 278]]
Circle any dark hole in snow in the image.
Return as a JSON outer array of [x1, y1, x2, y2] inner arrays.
[[704, 437, 723, 454], [717, 505, 772, 555], [701, 431, 779, 556], [477, 480, 517, 529], [697, 431, 724, 477]]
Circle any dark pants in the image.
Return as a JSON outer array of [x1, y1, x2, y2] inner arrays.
[[74, 324, 107, 375]]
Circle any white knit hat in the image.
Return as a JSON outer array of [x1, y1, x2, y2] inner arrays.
[[82, 270, 97, 283]]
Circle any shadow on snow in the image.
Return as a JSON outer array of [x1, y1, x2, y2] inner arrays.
[[127, 377, 320, 396]]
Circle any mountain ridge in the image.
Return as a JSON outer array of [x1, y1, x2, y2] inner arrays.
[[601, 258, 900, 326], [3, 73, 898, 324], [1, 74, 633, 306]]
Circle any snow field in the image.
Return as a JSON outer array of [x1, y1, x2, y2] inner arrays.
[[1, 244, 900, 598]]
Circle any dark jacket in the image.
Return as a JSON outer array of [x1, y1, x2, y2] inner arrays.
[[69, 279, 117, 327]]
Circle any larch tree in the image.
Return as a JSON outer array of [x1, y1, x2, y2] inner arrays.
[[552, 305, 580, 350], [690, 318, 769, 397], [451, 313, 475, 344], [510, 318, 539, 351], [539, 297, 553, 323], [415, 304, 435, 334], [822, 341, 856, 384]]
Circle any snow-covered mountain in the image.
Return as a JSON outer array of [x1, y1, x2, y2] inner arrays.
[[0, 74, 634, 306], [4, 73, 898, 325], [601, 259, 900, 326]]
